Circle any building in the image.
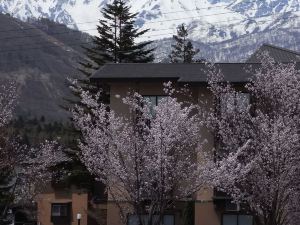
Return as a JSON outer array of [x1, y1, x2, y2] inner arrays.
[[37, 44, 300, 225]]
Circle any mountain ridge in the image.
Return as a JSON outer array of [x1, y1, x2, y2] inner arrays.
[[0, 14, 89, 121], [0, 0, 299, 44]]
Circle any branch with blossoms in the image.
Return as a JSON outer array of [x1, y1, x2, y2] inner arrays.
[[15, 140, 69, 203], [72, 81, 213, 225], [0, 82, 18, 171], [0, 82, 67, 222], [205, 53, 300, 225]]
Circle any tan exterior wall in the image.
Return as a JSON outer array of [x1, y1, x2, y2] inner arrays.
[[107, 202, 123, 225], [195, 201, 220, 225], [37, 189, 88, 225], [110, 81, 167, 116], [195, 87, 220, 225]]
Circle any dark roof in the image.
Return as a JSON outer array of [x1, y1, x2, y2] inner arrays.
[[91, 63, 261, 83], [91, 44, 300, 83], [247, 44, 300, 63]]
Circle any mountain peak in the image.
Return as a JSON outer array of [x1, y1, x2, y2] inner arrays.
[[0, 0, 299, 44]]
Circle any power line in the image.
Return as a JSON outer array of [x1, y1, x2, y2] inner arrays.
[[0, 13, 299, 55], [0, 0, 297, 36], [0, 0, 271, 34], [0, 28, 95, 42], [1, 8, 299, 44], [1, 40, 299, 66], [0, 38, 87, 51], [137, 14, 300, 39], [0, 40, 93, 54]]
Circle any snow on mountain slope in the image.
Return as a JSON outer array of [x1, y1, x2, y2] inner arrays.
[[0, 0, 299, 43]]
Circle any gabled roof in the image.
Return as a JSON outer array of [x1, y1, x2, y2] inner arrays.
[[91, 63, 261, 83], [247, 44, 300, 63]]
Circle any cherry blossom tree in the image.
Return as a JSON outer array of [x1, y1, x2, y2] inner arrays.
[[0, 82, 18, 173], [72, 82, 211, 225], [205, 54, 300, 225], [0, 82, 67, 223]]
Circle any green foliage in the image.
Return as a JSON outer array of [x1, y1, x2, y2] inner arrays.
[[169, 24, 199, 63], [9, 116, 94, 189], [79, 0, 154, 79], [11, 116, 76, 147], [66, 0, 156, 190]]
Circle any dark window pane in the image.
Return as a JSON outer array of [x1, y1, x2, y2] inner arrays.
[[51, 205, 60, 216], [51, 203, 71, 225], [221, 93, 235, 115], [157, 96, 166, 105], [236, 93, 250, 113], [225, 200, 239, 211], [223, 214, 237, 225], [128, 214, 174, 225], [60, 205, 68, 216], [163, 215, 174, 225], [128, 215, 139, 225], [220, 93, 250, 115], [143, 96, 167, 117], [238, 215, 253, 225], [143, 96, 156, 116]]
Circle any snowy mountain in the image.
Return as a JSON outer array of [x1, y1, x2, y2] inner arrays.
[[0, 0, 299, 44]]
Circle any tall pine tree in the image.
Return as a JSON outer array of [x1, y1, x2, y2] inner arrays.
[[79, 0, 154, 79], [71, 0, 155, 104], [64, 0, 156, 192], [169, 24, 199, 63]]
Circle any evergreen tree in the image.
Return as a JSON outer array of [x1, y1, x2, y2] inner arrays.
[[64, 0, 156, 194], [169, 24, 199, 63], [67, 0, 156, 107], [79, 0, 154, 80]]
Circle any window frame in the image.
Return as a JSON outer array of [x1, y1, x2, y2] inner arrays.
[[219, 92, 251, 116], [142, 95, 167, 106], [222, 213, 254, 225], [214, 91, 251, 158], [127, 214, 175, 225], [142, 95, 168, 118], [50, 203, 72, 224]]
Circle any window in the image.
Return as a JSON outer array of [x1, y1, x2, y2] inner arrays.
[[128, 214, 174, 225], [225, 200, 240, 211], [143, 95, 166, 116], [220, 93, 250, 115], [51, 203, 71, 224], [222, 214, 253, 225], [52, 204, 68, 216], [143, 96, 166, 106]]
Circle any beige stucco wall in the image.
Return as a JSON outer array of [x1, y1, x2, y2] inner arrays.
[[195, 86, 220, 225], [195, 201, 220, 225], [107, 202, 124, 225], [110, 81, 167, 116], [37, 190, 88, 225]]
